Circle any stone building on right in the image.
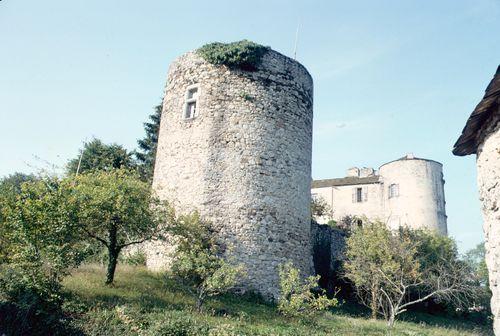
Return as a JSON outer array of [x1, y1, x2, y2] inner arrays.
[[453, 65, 500, 334]]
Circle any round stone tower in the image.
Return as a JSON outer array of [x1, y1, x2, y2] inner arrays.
[[147, 46, 314, 298], [379, 155, 447, 235]]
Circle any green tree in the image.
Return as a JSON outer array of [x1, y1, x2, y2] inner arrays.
[[0, 173, 39, 262], [0, 177, 87, 309], [344, 223, 477, 327], [136, 103, 162, 181], [169, 212, 245, 312], [310, 196, 332, 220], [0, 172, 37, 194], [66, 138, 136, 175], [278, 261, 337, 319], [463, 242, 491, 319], [464, 242, 488, 286], [344, 222, 395, 319], [68, 169, 169, 284]]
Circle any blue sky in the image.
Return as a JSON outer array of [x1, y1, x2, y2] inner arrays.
[[1, 0, 499, 252]]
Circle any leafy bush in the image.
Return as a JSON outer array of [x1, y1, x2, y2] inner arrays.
[[146, 311, 210, 336], [278, 262, 337, 318], [0, 177, 88, 335], [121, 249, 147, 266], [169, 212, 246, 312], [197, 40, 269, 71], [310, 196, 332, 220]]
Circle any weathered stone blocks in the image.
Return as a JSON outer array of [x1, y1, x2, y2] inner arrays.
[[147, 48, 314, 299], [477, 121, 500, 334]]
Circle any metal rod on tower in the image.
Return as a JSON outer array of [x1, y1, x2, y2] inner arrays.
[[293, 19, 300, 60], [75, 139, 86, 177]]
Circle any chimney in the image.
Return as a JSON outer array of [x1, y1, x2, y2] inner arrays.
[[347, 167, 360, 177], [359, 167, 375, 177]]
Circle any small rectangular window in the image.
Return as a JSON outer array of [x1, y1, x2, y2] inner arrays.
[[185, 102, 196, 118], [183, 85, 199, 119], [389, 184, 399, 198], [356, 187, 363, 203], [187, 87, 198, 99]]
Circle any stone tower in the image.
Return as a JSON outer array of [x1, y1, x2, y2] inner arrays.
[[147, 45, 314, 298], [453, 65, 500, 335], [379, 155, 447, 234]]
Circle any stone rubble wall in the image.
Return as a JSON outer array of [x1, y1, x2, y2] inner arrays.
[[477, 116, 500, 334], [148, 49, 314, 299], [310, 221, 346, 293]]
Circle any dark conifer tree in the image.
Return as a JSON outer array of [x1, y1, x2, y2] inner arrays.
[[136, 103, 162, 181]]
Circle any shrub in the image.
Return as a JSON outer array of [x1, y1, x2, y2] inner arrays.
[[0, 177, 88, 335], [121, 249, 147, 266], [310, 196, 332, 220], [278, 262, 337, 318], [146, 311, 209, 336], [197, 40, 269, 71], [169, 212, 246, 312]]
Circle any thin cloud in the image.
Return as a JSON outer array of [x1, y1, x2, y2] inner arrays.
[[314, 116, 382, 137]]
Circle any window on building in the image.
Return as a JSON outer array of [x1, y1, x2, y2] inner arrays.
[[356, 187, 363, 203], [388, 183, 399, 198], [352, 187, 367, 203], [183, 85, 199, 119]]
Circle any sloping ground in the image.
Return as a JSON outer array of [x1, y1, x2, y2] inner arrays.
[[61, 265, 491, 336]]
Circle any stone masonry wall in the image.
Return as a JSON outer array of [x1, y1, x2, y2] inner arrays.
[[477, 117, 500, 334], [147, 49, 314, 299], [310, 221, 346, 293]]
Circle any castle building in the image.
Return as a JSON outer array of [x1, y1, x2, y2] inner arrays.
[[311, 154, 448, 235], [453, 66, 500, 335], [147, 44, 314, 299]]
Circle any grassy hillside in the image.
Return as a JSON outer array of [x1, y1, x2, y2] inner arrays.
[[60, 264, 491, 336]]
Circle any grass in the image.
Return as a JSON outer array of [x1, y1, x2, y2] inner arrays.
[[61, 264, 492, 336]]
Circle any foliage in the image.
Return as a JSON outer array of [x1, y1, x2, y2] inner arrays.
[[169, 212, 245, 312], [344, 222, 478, 327], [0, 173, 38, 262], [136, 103, 162, 182], [120, 249, 147, 266], [197, 40, 270, 71], [310, 195, 332, 220], [62, 264, 487, 336], [464, 242, 489, 286], [278, 261, 337, 318], [145, 311, 210, 336], [0, 172, 37, 194], [66, 138, 137, 175], [462, 242, 492, 322], [67, 169, 171, 284], [0, 177, 89, 334], [337, 215, 364, 232]]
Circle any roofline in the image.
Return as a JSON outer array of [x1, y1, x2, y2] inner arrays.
[[312, 176, 380, 188], [379, 157, 443, 170], [453, 65, 500, 156]]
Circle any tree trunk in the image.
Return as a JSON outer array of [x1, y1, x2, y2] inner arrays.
[[106, 247, 119, 285], [105, 223, 119, 285], [371, 283, 379, 319], [196, 288, 205, 313], [388, 312, 395, 328], [196, 297, 203, 313]]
